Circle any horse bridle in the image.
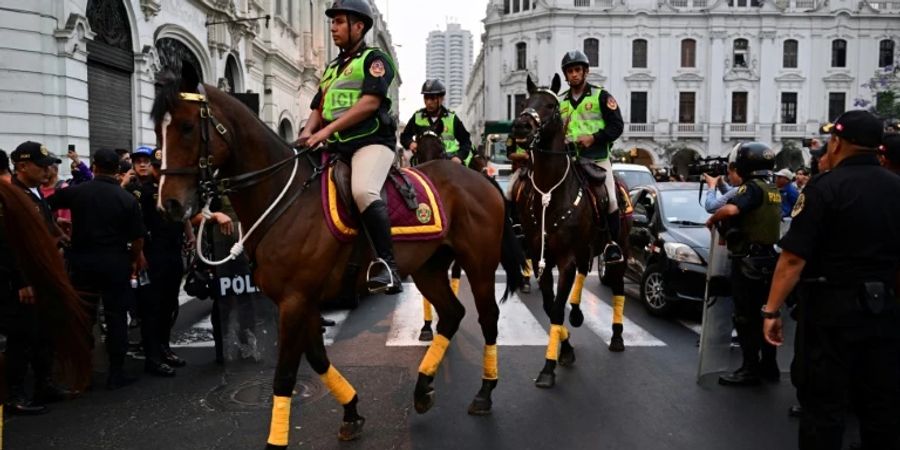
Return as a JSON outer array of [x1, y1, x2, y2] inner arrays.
[[411, 130, 447, 164], [162, 84, 315, 209], [516, 89, 565, 154]]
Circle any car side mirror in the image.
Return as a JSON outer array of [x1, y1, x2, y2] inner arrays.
[[633, 213, 649, 226]]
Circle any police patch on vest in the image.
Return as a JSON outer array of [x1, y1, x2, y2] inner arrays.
[[369, 59, 385, 77], [343, 66, 353, 76], [791, 193, 805, 218], [738, 185, 747, 194], [416, 203, 433, 223], [585, 102, 593, 110], [606, 96, 618, 110]]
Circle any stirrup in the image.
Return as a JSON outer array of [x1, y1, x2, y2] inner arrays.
[[366, 258, 398, 293], [602, 243, 624, 264]]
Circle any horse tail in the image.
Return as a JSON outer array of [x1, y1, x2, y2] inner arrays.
[[0, 182, 92, 391], [484, 175, 526, 303]]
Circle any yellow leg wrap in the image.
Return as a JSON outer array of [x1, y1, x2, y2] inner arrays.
[[450, 278, 461, 296], [569, 273, 586, 305], [266, 395, 291, 447], [483, 344, 499, 380], [423, 298, 433, 322], [560, 325, 570, 341], [418, 334, 451, 376], [545, 325, 564, 360], [523, 259, 533, 277], [320, 365, 357, 405], [612, 295, 625, 324]]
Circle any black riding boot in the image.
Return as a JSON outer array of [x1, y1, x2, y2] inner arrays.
[[361, 200, 403, 295], [603, 210, 623, 263]]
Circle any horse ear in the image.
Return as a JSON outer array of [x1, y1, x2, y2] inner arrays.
[[526, 75, 537, 95], [551, 74, 561, 94]]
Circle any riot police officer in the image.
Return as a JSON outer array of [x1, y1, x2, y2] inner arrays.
[[558, 50, 625, 263], [706, 142, 781, 386], [763, 110, 900, 449], [399, 79, 473, 165], [299, 0, 401, 294]]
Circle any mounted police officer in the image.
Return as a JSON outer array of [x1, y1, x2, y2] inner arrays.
[[558, 50, 625, 263], [706, 142, 781, 386], [399, 79, 473, 165], [763, 110, 900, 449], [298, 0, 401, 294]]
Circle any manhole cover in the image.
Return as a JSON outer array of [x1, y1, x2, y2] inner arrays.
[[204, 373, 328, 412]]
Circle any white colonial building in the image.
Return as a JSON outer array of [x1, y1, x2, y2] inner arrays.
[[0, 0, 399, 169], [462, 0, 900, 171]]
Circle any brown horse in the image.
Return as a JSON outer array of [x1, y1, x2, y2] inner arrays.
[[510, 74, 613, 388], [151, 72, 525, 448], [0, 181, 91, 435]]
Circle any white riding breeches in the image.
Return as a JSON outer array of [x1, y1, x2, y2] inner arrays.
[[595, 159, 618, 213], [351, 144, 395, 212]]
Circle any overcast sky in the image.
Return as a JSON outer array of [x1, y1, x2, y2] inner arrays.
[[372, 0, 488, 120]]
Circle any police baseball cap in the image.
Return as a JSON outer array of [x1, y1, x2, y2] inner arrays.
[[93, 148, 121, 172], [11, 141, 62, 167], [819, 110, 884, 148], [131, 145, 154, 160]]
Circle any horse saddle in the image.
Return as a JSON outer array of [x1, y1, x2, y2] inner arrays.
[[575, 157, 607, 185], [321, 153, 447, 243]]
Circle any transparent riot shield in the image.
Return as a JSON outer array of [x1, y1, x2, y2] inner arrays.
[[698, 224, 797, 382], [209, 221, 279, 364]]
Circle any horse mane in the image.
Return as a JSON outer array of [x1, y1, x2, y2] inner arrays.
[[0, 182, 91, 393]]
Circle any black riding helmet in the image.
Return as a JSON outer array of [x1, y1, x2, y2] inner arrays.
[[731, 141, 776, 178], [561, 50, 590, 71], [421, 79, 446, 96], [326, 0, 374, 33]]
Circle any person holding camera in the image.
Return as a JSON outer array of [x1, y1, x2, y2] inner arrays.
[[702, 162, 741, 213], [762, 110, 900, 449], [706, 142, 782, 386]]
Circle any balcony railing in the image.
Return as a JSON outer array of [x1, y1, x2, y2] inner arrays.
[[671, 0, 708, 7], [676, 123, 701, 133], [574, 0, 591, 6], [573, 0, 613, 6], [774, 123, 806, 139], [869, 0, 900, 9], [793, 0, 816, 7], [626, 123, 654, 136]]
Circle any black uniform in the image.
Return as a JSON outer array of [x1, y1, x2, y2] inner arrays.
[[126, 177, 185, 362], [781, 154, 900, 450], [48, 175, 144, 373]]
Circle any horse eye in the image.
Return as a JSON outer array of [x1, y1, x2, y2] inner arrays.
[[180, 122, 194, 134]]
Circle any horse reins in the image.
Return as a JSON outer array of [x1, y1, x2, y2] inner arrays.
[[166, 85, 321, 265]]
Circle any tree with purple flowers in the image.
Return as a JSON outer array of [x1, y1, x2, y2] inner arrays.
[[854, 64, 900, 120]]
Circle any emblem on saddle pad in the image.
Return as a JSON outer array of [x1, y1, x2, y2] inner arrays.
[[416, 203, 433, 224]]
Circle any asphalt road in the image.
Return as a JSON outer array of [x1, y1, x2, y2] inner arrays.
[[6, 275, 810, 450]]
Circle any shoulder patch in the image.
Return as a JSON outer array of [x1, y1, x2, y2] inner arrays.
[[791, 192, 805, 218], [606, 96, 618, 110], [369, 59, 385, 77], [738, 185, 747, 194]]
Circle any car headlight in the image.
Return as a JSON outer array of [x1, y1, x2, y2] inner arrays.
[[663, 242, 703, 265]]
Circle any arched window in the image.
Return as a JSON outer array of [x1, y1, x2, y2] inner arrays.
[[879, 39, 895, 68], [583, 38, 599, 67], [831, 39, 847, 68], [279, 119, 294, 143], [783, 39, 798, 68], [733, 38, 748, 68], [680, 39, 696, 68], [632, 39, 648, 68], [516, 42, 527, 70]]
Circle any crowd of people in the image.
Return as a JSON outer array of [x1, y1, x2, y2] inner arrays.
[[0, 142, 194, 416]]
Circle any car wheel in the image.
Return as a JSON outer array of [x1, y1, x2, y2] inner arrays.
[[640, 263, 674, 316], [596, 256, 611, 286]]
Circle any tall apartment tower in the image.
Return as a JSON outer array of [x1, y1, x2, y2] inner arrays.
[[425, 23, 473, 110]]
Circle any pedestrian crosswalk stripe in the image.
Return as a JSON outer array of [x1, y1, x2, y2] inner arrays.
[[385, 283, 439, 347], [171, 315, 215, 348], [678, 319, 703, 335], [576, 290, 667, 347], [323, 310, 350, 346]]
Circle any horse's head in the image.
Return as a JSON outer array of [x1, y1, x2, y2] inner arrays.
[[511, 74, 563, 151], [413, 119, 446, 164], [151, 71, 235, 221]]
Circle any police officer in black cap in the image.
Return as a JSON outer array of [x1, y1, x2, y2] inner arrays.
[[48, 148, 146, 389], [399, 79, 473, 165], [763, 110, 900, 449], [124, 146, 183, 376], [706, 142, 782, 386]]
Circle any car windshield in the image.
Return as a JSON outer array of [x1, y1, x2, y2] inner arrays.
[[615, 170, 655, 190], [661, 189, 710, 226]]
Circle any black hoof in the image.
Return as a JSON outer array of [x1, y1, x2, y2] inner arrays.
[[467, 396, 493, 416], [535, 372, 555, 389], [609, 335, 625, 352], [418, 326, 433, 342], [337, 417, 365, 441], [569, 306, 584, 328], [414, 388, 435, 414], [558, 343, 576, 367]]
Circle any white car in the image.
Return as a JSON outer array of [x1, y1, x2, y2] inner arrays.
[[611, 163, 656, 190]]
